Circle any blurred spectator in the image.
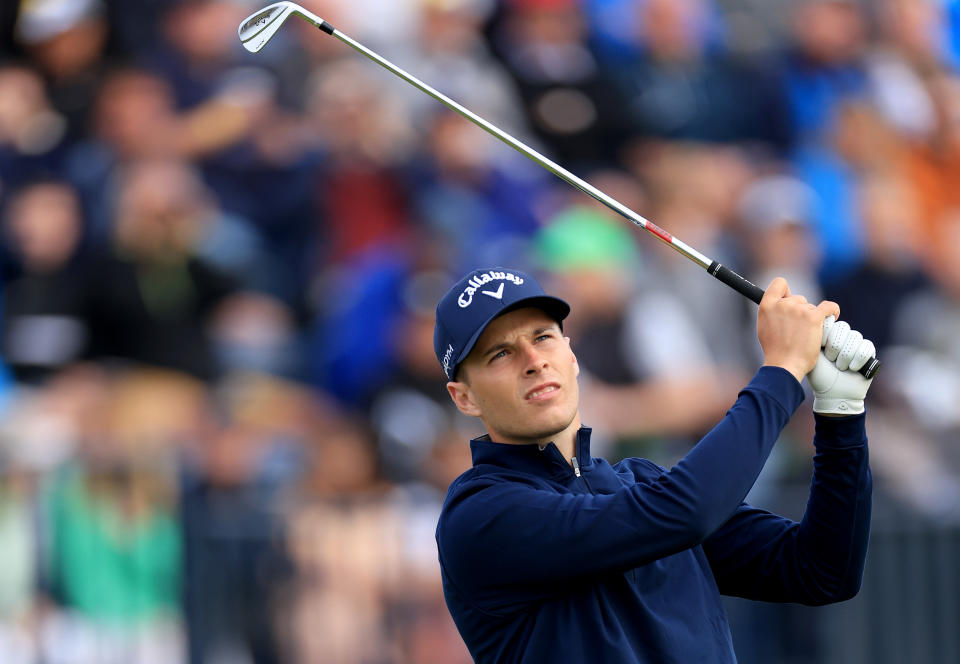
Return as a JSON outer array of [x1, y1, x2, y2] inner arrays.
[[491, 0, 628, 170], [306, 249, 410, 406], [155, 0, 321, 290], [738, 172, 823, 307], [793, 101, 905, 279], [783, 0, 874, 276], [43, 367, 186, 664], [114, 158, 277, 291], [100, 0, 177, 59], [0, 425, 44, 664], [13, 0, 109, 142], [81, 157, 293, 381], [180, 372, 317, 664], [866, 0, 946, 140], [391, 0, 531, 144], [0, 64, 71, 194], [284, 421, 398, 663], [366, 268, 481, 483], [888, 215, 960, 430], [631, 142, 758, 369], [610, 0, 790, 152], [155, 0, 253, 108], [300, 58, 419, 404], [65, 67, 183, 241], [0, 364, 83, 663], [410, 109, 549, 269], [867, 214, 960, 522], [824, 171, 931, 352], [284, 418, 471, 664], [1, 179, 88, 385], [901, 71, 960, 251], [304, 58, 416, 265], [67, 61, 310, 270], [781, 0, 870, 146], [582, 0, 643, 63]]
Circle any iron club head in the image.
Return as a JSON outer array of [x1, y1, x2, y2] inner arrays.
[[238, 1, 325, 53]]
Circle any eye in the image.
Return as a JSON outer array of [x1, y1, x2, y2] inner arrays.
[[490, 349, 508, 362], [535, 333, 554, 342]]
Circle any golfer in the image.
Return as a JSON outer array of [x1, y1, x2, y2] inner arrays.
[[433, 267, 874, 663]]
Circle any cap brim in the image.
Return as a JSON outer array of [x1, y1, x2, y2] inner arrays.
[[452, 295, 570, 375]]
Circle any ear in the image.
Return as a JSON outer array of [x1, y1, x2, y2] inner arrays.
[[565, 336, 580, 377], [447, 380, 482, 417]]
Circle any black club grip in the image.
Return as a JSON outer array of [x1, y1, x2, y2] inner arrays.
[[707, 262, 881, 379], [708, 262, 764, 304]]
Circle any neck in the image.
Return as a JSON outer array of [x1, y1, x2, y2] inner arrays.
[[551, 414, 581, 464], [488, 412, 582, 466]]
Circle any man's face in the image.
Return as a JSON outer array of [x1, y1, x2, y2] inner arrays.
[[447, 307, 580, 445]]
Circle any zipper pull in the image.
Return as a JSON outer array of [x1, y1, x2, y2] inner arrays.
[[571, 456, 581, 478]]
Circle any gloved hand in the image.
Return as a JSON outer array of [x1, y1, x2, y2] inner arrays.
[[807, 316, 876, 415]]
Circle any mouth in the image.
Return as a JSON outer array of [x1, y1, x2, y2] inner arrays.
[[525, 383, 560, 401]]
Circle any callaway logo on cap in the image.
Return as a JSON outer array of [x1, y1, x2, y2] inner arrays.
[[434, 268, 570, 380]]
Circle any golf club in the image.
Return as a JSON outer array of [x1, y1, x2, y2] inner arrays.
[[238, 1, 880, 379]]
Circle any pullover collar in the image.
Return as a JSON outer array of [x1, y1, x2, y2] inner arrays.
[[469, 426, 594, 480]]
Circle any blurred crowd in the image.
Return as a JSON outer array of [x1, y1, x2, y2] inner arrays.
[[2, 0, 960, 662]]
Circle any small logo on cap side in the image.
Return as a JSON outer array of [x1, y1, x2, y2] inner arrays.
[[457, 271, 524, 308], [441, 343, 455, 378]]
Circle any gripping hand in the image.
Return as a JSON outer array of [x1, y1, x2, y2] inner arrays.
[[807, 316, 876, 415]]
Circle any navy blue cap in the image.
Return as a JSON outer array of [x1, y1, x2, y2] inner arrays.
[[434, 267, 570, 380]]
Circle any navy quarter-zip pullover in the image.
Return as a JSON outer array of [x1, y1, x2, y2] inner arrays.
[[436, 367, 872, 663]]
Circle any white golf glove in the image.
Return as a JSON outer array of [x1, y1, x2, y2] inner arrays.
[[807, 316, 876, 415]]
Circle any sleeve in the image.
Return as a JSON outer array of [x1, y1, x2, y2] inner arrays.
[[436, 367, 803, 612], [702, 413, 871, 605]]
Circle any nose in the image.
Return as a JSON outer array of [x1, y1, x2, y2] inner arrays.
[[521, 342, 549, 375]]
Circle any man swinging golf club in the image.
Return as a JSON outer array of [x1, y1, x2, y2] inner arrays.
[[433, 267, 874, 663], [237, 8, 877, 660]]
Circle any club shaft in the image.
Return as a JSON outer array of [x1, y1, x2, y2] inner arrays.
[[308, 18, 880, 380], [330, 30, 710, 265]]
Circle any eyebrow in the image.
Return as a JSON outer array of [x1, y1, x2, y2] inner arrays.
[[478, 325, 557, 359]]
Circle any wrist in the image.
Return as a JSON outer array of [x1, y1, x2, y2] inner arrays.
[[812, 396, 865, 416], [763, 360, 807, 385], [813, 410, 867, 448]]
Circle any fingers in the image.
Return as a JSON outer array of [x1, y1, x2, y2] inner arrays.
[[835, 329, 863, 371], [848, 338, 876, 373], [761, 277, 790, 305], [816, 299, 841, 322], [817, 301, 841, 349], [760, 279, 874, 376], [824, 320, 851, 362], [764, 281, 837, 316], [824, 320, 875, 372], [762, 279, 813, 311], [821, 314, 835, 347]]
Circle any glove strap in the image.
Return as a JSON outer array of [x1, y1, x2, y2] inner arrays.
[[812, 397, 865, 416]]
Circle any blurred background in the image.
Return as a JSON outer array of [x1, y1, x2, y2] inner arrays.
[[1, 0, 959, 662]]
